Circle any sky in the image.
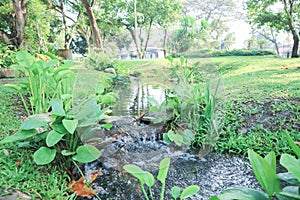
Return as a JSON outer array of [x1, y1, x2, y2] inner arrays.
[[230, 20, 251, 49]]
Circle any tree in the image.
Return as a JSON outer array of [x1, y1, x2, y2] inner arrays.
[[252, 24, 281, 54], [80, 0, 103, 50], [183, 0, 240, 49], [0, 0, 54, 50], [167, 16, 202, 53], [104, 0, 182, 59], [156, 0, 182, 56], [12, 0, 27, 48], [246, 0, 300, 57]]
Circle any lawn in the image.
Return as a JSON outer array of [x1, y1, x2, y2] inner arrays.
[[0, 55, 299, 198], [118, 56, 300, 155]]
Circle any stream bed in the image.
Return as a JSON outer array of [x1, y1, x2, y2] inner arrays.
[[81, 78, 261, 199]]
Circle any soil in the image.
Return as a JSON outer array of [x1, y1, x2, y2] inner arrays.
[[238, 98, 300, 134]]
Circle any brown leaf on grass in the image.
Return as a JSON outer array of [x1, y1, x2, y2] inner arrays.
[[67, 171, 103, 197], [16, 159, 22, 168]]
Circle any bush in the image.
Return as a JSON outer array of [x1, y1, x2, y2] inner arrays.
[[0, 42, 17, 69], [85, 47, 117, 71], [173, 49, 276, 58]]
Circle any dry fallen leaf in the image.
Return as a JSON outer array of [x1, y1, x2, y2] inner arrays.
[[16, 159, 22, 168], [67, 171, 103, 197], [67, 178, 94, 197]]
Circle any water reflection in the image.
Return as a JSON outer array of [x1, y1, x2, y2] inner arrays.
[[112, 77, 165, 116]]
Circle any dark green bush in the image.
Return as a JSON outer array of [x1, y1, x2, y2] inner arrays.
[[172, 49, 276, 58], [0, 42, 17, 68]]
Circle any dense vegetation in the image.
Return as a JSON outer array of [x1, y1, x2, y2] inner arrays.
[[1, 0, 300, 199]]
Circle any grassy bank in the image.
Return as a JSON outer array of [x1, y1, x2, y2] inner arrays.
[[119, 56, 300, 156], [0, 83, 71, 199]]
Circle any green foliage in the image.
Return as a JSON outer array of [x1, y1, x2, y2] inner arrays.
[[0, 98, 108, 165], [124, 157, 199, 200], [211, 132, 300, 200], [176, 49, 275, 58], [85, 47, 117, 71], [0, 42, 16, 68], [149, 56, 223, 150], [7, 50, 76, 115], [248, 150, 281, 196], [167, 16, 203, 53]]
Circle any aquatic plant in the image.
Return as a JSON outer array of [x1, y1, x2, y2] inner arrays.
[[148, 56, 223, 151], [5, 50, 76, 115], [123, 157, 200, 200], [0, 98, 109, 167], [211, 131, 300, 200]]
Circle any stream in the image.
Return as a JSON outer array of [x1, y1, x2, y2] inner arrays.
[[81, 78, 261, 199]]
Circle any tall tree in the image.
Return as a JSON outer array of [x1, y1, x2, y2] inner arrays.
[[80, 0, 103, 50], [12, 0, 27, 48], [246, 0, 300, 57], [183, 0, 240, 49], [156, 0, 182, 56]]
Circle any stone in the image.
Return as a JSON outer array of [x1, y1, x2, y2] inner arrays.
[[104, 68, 116, 75]]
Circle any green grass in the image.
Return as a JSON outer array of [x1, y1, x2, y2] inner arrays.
[[0, 81, 72, 199], [0, 55, 299, 197], [119, 56, 300, 156]]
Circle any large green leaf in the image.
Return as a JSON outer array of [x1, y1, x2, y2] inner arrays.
[[52, 119, 68, 134], [62, 119, 78, 134], [248, 149, 282, 196], [167, 130, 183, 146], [171, 186, 181, 199], [16, 50, 34, 67], [123, 164, 146, 184], [157, 157, 170, 184], [280, 154, 300, 182], [217, 187, 269, 200], [72, 144, 101, 163], [264, 151, 276, 174], [277, 173, 300, 186], [46, 130, 65, 147], [180, 185, 200, 199], [123, 164, 154, 187], [101, 92, 118, 105], [33, 147, 56, 165], [284, 131, 300, 158], [49, 99, 66, 116], [142, 171, 155, 187], [20, 117, 48, 130], [0, 129, 39, 144], [278, 186, 300, 199]]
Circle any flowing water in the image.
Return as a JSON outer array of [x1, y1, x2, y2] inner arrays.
[[81, 78, 261, 199]]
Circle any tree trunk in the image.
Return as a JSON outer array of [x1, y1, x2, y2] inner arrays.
[[143, 21, 153, 59], [128, 28, 142, 59], [162, 28, 167, 58], [133, 0, 141, 59], [291, 31, 299, 58], [80, 0, 103, 51], [283, 0, 299, 58], [12, 0, 27, 48]]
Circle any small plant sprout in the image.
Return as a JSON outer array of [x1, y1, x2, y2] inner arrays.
[[123, 157, 200, 200]]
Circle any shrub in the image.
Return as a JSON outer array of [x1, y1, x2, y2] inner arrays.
[[0, 42, 17, 69], [173, 49, 276, 58], [85, 47, 117, 71]]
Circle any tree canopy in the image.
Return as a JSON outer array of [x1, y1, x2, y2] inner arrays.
[[246, 0, 300, 57]]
